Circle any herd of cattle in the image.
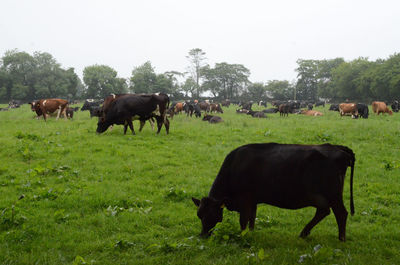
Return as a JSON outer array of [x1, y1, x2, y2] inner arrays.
[[1, 96, 399, 241], [1, 97, 398, 135]]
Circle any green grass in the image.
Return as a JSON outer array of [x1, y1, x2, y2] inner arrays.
[[0, 104, 399, 264]]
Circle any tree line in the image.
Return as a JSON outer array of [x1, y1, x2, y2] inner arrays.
[[0, 48, 399, 103]]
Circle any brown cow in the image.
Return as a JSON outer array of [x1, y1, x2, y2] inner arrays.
[[339, 103, 358, 118], [300, 110, 323, 116], [279, 104, 290, 117], [174, 102, 185, 114], [209, 103, 223, 113], [198, 102, 210, 112], [372, 101, 393, 115], [33, 99, 69, 121]]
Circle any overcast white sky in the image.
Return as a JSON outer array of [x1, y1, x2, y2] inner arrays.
[[1, 0, 399, 83]]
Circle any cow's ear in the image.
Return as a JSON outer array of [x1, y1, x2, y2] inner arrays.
[[192, 197, 201, 207]]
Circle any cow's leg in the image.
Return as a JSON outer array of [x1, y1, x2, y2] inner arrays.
[[331, 200, 348, 241], [127, 119, 135, 135], [239, 209, 250, 230], [155, 116, 163, 134], [149, 118, 155, 131], [56, 106, 61, 120], [249, 204, 257, 230], [123, 122, 128, 134], [139, 120, 145, 132], [164, 117, 170, 134], [300, 207, 330, 238]]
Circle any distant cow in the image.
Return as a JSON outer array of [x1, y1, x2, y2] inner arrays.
[[89, 106, 103, 118], [240, 102, 253, 110], [315, 101, 325, 107], [198, 102, 210, 112], [202, 114, 223, 123], [236, 108, 249, 114], [300, 110, 323, 116], [209, 103, 223, 113], [339, 103, 358, 118], [391, 100, 399, 112], [174, 102, 185, 114], [279, 104, 290, 117], [81, 99, 103, 111], [329, 104, 339, 111], [33, 99, 69, 121], [221, 100, 230, 107], [192, 143, 355, 241], [262, 108, 279, 113], [184, 103, 201, 117], [258, 101, 267, 107], [247, 110, 266, 118], [356, 103, 369, 119], [372, 101, 393, 115], [96, 93, 170, 135], [66, 107, 80, 119]]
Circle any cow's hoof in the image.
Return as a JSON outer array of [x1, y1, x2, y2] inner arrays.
[[299, 230, 310, 238]]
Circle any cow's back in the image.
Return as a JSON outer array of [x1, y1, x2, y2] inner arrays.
[[209, 143, 352, 210]]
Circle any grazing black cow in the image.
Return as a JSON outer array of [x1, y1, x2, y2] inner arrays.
[[96, 93, 170, 135], [315, 101, 325, 107], [193, 104, 202, 118], [329, 104, 339, 111], [81, 99, 103, 111], [184, 103, 201, 117], [66, 107, 80, 119], [247, 110, 266, 118], [262, 108, 279, 113], [192, 143, 355, 241], [356, 103, 369, 119]]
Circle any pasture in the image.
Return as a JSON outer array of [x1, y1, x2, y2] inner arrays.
[[0, 104, 399, 264]]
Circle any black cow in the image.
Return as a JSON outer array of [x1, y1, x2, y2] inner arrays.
[[247, 110, 266, 118], [240, 102, 253, 110], [262, 108, 279, 113], [391, 100, 399, 112], [96, 93, 170, 135], [315, 101, 325, 107], [329, 104, 339, 111], [184, 103, 201, 117], [202, 114, 223, 123], [356, 103, 369, 119], [81, 99, 103, 111], [192, 143, 355, 241], [89, 106, 103, 118], [66, 107, 80, 119]]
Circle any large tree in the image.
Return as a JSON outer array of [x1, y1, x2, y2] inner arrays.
[[186, 48, 207, 98], [0, 49, 80, 101], [265, 80, 294, 100], [201, 62, 250, 99], [83, 65, 126, 98]]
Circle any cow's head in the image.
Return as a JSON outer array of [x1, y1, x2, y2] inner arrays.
[[96, 119, 110, 134], [192, 197, 224, 236]]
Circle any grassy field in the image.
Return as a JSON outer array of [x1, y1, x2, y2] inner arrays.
[[0, 103, 399, 265]]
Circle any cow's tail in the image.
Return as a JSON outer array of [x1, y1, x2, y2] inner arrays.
[[350, 156, 355, 215], [336, 145, 355, 215]]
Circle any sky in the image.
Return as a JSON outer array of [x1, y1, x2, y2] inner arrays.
[[1, 0, 399, 83]]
